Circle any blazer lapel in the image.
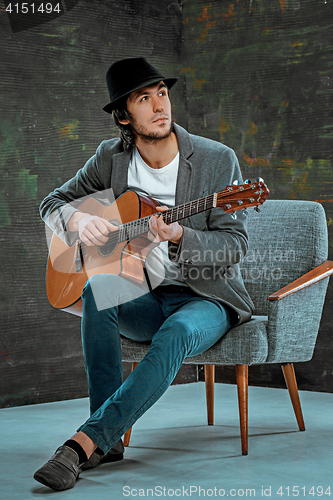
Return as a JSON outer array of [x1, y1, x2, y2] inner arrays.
[[175, 156, 192, 207], [110, 149, 132, 199], [174, 124, 194, 210]]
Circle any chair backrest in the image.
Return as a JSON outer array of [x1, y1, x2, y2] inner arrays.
[[241, 200, 328, 315]]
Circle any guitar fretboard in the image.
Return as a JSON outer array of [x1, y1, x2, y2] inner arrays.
[[117, 193, 217, 242]]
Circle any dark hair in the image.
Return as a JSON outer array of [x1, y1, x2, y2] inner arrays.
[[112, 97, 135, 150]]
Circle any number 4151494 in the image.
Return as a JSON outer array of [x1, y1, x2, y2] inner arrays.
[[277, 486, 331, 496], [6, 3, 62, 14]]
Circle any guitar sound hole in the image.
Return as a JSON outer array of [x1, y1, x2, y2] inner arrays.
[[97, 219, 119, 258]]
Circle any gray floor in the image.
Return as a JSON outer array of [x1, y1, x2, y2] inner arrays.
[[1, 382, 332, 499]]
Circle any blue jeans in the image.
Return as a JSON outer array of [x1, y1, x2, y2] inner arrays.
[[77, 274, 234, 455]]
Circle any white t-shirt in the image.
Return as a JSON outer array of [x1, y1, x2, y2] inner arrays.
[[127, 147, 185, 288]]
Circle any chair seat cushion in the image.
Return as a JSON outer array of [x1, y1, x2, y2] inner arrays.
[[121, 336, 151, 363], [186, 315, 268, 365], [121, 316, 268, 366]]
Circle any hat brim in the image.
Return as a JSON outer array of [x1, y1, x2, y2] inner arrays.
[[103, 77, 178, 114]]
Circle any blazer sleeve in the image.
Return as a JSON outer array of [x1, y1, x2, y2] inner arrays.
[[169, 148, 249, 267], [39, 140, 114, 245]]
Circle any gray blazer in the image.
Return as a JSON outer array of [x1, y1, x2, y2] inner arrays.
[[40, 123, 255, 324]]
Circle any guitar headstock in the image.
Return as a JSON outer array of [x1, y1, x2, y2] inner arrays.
[[216, 178, 269, 218]]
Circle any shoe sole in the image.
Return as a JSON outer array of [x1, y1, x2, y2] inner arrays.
[[33, 469, 76, 491]]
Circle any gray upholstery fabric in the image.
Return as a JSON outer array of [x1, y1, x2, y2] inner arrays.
[[121, 316, 268, 366], [120, 337, 150, 363], [266, 278, 329, 363], [241, 200, 328, 316], [186, 315, 268, 365], [120, 200, 329, 367]]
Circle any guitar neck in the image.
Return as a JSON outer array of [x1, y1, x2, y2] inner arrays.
[[117, 193, 217, 242]]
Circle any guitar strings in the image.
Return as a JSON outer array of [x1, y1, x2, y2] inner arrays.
[[103, 194, 217, 245], [79, 181, 264, 248]]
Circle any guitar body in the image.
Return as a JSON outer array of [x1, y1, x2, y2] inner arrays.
[[46, 179, 269, 317], [46, 191, 159, 316]]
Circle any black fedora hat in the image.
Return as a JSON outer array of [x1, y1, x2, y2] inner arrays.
[[103, 57, 178, 114]]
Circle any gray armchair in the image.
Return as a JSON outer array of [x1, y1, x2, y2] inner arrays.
[[121, 200, 333, 454]]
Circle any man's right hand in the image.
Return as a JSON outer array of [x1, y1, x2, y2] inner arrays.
[[69, 212, 118, 246]]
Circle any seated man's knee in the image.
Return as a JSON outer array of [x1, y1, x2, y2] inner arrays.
[[82, 274, 121, 310], [83, 274, 111, 298], [82, 274, 145, 311]]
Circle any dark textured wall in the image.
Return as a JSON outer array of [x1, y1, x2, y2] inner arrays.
[[0, 0, 332, 408], [180, 0, 333, 392]]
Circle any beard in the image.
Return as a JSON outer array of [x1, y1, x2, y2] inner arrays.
[[131, 118, 174, 144]]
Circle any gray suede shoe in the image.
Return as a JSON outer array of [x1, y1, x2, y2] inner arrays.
[[34, 445, 81, 491], [81, 438, 124, 471]]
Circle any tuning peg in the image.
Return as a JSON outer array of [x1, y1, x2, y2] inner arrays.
[[244, 179, 251, 184], [231, 212, 237, 220], [242, 209, 249, 216], [257, 177, 264, 182], [233, 180, 239, 185], [254, 206, 261, 212]]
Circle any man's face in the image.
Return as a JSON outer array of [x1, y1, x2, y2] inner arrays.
[[124, 81, 173, 142]]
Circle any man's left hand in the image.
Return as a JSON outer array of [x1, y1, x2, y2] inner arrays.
[[148, 206, 183, 245]]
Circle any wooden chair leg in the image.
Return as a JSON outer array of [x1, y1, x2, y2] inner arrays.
[[281, 363, 305, 431], [123, 361, 139, 447], [236, 364, 248, 456], [204, 364, 215, 425]]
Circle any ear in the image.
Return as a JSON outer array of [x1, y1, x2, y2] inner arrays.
[[118, 119, 130, 126]]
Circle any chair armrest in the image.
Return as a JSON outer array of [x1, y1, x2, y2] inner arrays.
[[267, 260, 333, 301], [266, 278, 329, 363]]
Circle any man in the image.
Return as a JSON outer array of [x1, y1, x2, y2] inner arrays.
[[34, 57, 254, 491]]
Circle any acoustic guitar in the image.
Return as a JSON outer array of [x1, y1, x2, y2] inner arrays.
[[46, 178, 269, 316]]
